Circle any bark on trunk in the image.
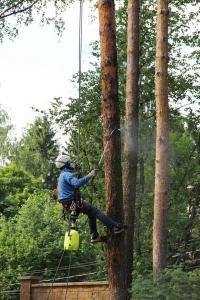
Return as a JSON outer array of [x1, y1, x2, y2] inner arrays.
[[135, 156, 144, 256], [124, 0, 140, 294], [153, 0, 169, 273], [98, 1, 126, 299]]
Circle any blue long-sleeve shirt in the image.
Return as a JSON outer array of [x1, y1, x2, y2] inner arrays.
[[57, 167, 92, 201]]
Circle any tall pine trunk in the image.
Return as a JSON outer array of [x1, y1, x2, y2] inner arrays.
[[98, 1, 126, 299], [124, 0, 139, 293], [135, 155, 144, 256], [153, 0, 169, 273]]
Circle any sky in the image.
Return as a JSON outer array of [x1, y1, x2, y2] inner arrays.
[[0, 1, 99, 139]]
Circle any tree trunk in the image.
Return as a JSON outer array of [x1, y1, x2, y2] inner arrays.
[[98, 1, 126, 299], [135, 156, 144, 256], [153, 0, 169, 273], [124, 0, 140, 294]]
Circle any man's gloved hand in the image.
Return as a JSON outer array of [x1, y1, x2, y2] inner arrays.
[[87, 169, 98, 178]]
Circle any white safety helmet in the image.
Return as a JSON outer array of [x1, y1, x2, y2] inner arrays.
[[55, 154, 70, 169]]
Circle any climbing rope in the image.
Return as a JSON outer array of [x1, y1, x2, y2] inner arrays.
[[97, 128, 121, 168], [46, 250, 65, 300], [64, 251, 73, 300], [46, 2, 84, 299], [77, 0, 83, 161], [45, 251, 73, 300]]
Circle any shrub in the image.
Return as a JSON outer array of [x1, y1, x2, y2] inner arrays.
[[131, 268, 200, 300]]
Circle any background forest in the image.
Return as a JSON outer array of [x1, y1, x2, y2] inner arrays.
[[0, 0, 199, 299]]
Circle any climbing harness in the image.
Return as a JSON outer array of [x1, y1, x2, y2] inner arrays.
[[61, 173, 84, 248], [63, 195, 80, 251]]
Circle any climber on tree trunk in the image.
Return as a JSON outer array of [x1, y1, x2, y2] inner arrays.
[[55, 154, 127, 243]]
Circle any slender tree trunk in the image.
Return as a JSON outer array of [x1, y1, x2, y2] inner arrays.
[[153, 0, 169, 273], [124, 0, 140, 294], [98, 1, 126, 299], [135, 155, 144, 256]]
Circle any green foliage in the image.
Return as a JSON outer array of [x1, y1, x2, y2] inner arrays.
[[133, 114, 200, 273], [0, 105, 13, 164], [0, 191, 64, 297], [0, 191, 106, 296], [0, 215, 19, 300], [0, 0, 199, 295], [11, 115, 59, 188], [0, 0, 73, 41], [0, 162, 42, 217], [131, 268, 200, 300], [15, 191, 65, 269]]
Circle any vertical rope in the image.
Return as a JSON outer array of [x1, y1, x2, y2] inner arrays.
[[47, 4, 84, 300], [46, 250, 65, 300], [64, 251, 73, 300], [63, 4, 83, 299], [77, 0, 83, 161]]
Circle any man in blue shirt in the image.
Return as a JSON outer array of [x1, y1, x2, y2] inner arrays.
[[55, 154, 126, 243]]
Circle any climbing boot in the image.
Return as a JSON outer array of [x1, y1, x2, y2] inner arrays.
[[113, 224, 128, 235], [91, 233, 107, 243], [90, 233, 101, 243]]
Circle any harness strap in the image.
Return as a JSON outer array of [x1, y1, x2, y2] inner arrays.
[[59, 187, 83, 231], [74, 187, 83, 207], [59, 201, 79, 231]]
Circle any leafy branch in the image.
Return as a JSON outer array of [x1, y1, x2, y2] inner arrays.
[[0, 0, 40, 19]]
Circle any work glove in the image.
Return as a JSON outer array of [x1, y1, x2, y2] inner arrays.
[[87, 169, 98, 178]]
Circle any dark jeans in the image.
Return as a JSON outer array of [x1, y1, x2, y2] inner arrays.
[[81, 200, 119, 235], [60, 199, 119, 235]]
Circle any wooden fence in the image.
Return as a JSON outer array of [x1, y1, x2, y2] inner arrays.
[[19, 276, 109, 300]]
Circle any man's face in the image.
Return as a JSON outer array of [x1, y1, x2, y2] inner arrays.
[[69, 162, 76, 169]]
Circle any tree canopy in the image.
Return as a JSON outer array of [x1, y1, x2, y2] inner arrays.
[[0, 0, 72, 40], [0, 0, 199, 298]]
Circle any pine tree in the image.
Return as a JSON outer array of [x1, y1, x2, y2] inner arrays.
[[153, 0, 169, 273], [124, 0, 140, 294], [98, 0, 126, 299]]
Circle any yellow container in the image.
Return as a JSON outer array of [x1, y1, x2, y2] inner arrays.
[[64, 228, 80, 251]]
